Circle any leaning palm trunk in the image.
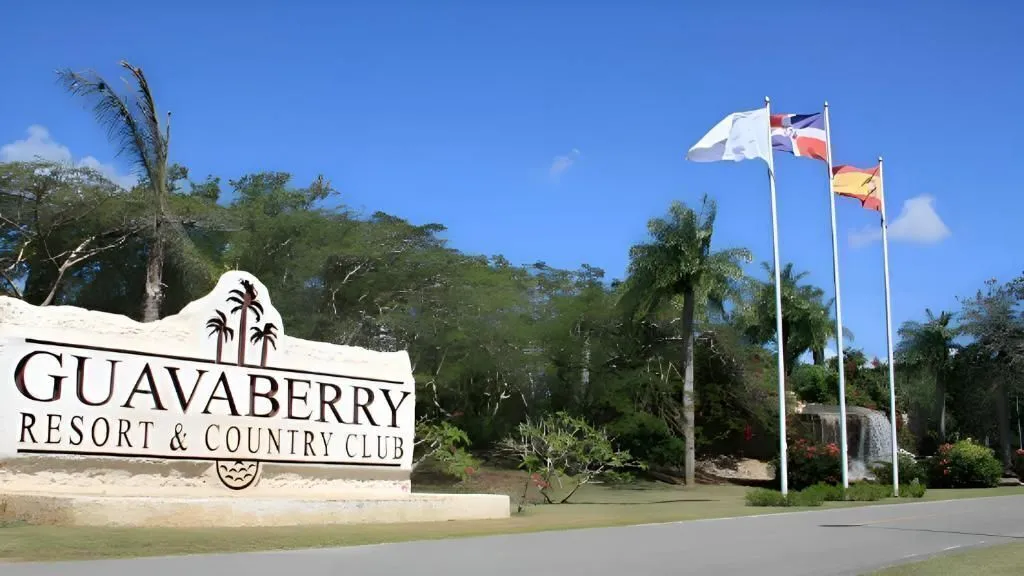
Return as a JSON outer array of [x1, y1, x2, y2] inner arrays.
[[142, 224, 165, 323], [681, 288, 697, 485]]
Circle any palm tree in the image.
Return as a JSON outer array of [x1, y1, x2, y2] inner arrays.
[[228, 279, 263, 366], [57, 61, 171, 322], [619, 195, 751, 485], [897, 309, 959, 443], [205, 310, 235, 364], [740, 263, 850, 376], [57, 60, 217, 322], [249, 323, 278, 368]]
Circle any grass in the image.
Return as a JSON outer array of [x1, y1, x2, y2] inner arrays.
[[871, 542, 1024, 575], [0, 468, 1020, 563]]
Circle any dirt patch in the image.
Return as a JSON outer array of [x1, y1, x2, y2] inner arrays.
[[697, 457, 773, 482]]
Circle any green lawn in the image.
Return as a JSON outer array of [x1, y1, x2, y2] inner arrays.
[[0, 479, 1020, 563], [871, 542, 1024, 575]]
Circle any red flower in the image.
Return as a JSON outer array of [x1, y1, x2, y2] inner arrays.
[[464, 466, 476, 476]]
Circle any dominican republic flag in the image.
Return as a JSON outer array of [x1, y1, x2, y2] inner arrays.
[[771, 113, 827, 161]]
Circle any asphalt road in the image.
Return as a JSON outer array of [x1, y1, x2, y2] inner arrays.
[[4, 495, 1023, 576]]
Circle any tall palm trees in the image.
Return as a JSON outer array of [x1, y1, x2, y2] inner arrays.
[[620, 195, 751, 485], [897, 309, 959, 443]]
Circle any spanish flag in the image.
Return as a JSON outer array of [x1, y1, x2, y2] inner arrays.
[[831, 164, 882, 212]]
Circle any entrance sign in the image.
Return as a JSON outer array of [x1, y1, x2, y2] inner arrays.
[[0, 272, 415, 493]]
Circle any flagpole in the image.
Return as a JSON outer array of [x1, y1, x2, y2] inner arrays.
[[879, 156, 900, 494], [823, 102, 851, 489], [766, 96, 789, 495]]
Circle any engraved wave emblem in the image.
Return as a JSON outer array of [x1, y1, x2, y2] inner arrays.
[[216, 459, 261, 490]]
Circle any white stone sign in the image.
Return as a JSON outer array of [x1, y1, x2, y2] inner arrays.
[[0, 271, 414, 493]]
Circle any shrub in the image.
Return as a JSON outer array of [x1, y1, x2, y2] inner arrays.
[[745, 488, 788, 507], [927, 440, 1003, 488], [498, 412, 643, 504], [413, 421, 480, 481], [605, 412, 685, 468], [1014, 449, 1024, 481], [899, 479, 927, 498], [844, 482, 891, 502], [745, 486, 828, 507], [802, 482, 845, 502], [788, 488, 826, 507], [872, 453, 926, 486], [790, 364, 838, 404], [773, 437, 842, 490]]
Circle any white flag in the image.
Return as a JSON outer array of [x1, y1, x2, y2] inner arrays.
[[686, 107, 771, 164]]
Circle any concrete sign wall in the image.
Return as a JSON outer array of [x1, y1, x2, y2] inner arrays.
[[0, 271, 416, 497]]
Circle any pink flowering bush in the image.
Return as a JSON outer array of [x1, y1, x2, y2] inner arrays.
[[772, 437, 842, 490], [927, 440, 1002, 488]]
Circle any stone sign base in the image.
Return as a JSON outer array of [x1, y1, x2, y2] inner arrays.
[[0, 491, 511, 527]]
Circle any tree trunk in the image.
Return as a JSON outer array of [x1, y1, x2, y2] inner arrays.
[[261, 340, 269, 368], [141, 234, 165, 322], [937, 374, 947, 444], [215, 335, 223, 364], [580, 331, 591, 405], [812, 347, 825, 366], [781, 322, 798, 376], [681, 288, 697, 486]]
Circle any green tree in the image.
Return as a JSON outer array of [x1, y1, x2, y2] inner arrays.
[[0, 161, 138, 305], [958, 279, 1024, 466], [897, 309, 959, 444], [619, 195, 751, 484], [739, 263, 845, 376]]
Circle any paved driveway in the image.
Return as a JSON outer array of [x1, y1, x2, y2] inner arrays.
[[4, 495, 1023, 576]]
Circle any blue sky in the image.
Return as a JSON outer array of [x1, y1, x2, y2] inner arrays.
[[1, 1, 1020, 359]]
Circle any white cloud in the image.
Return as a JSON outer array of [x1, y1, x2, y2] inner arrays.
[[0, 125, 138, 189], [549, 148, 581, 179], [850, 194, 950, 246]]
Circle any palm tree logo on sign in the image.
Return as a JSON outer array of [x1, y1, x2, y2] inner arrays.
[[201, 272, 285, 490]]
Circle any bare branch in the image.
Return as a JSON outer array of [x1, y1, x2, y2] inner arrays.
[[0, 269, 24, 299], [39, 228, 134, 306]]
